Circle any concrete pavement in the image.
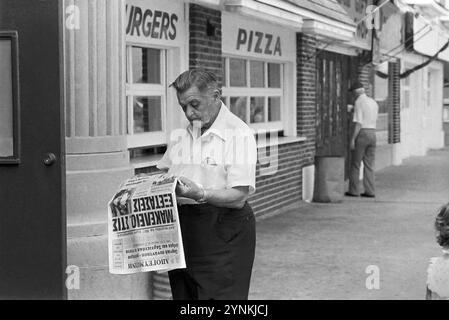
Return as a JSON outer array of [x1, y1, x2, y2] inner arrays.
[[249, 148, 449, 300]]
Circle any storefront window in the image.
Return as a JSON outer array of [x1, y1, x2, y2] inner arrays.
[[443, 104, 449, 123], [401, 63, 413, 110], [126, 46, 166, 148], [229, 58, 247, 87], [133, 96, 162, 133], [229, 96, 247, 122], [250, 97, 265, 123], [250, 61, 264, 88], [0, 39, 14, 158], [268, 97, 281, 122], [268, 63, 281, 88], [401, 76, 411, 110], [131, 47, 161, 84], [222, 57, 283, 131]]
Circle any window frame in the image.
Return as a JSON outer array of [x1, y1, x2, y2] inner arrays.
[[0, 31, 21, 165], [443, 102, 449, 123], [125, 45, 167, 149], [401, 76, 411, 110], [222, 56, 284, 132]]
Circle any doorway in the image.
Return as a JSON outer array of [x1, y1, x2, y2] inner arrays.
[[315, 51, 358, 178], [0, 0, 66, 299]]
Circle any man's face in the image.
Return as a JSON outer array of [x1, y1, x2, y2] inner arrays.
[[177, 85, 219, 129]]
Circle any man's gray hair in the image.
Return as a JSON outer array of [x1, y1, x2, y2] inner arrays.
[[170, 68, 220, 94]]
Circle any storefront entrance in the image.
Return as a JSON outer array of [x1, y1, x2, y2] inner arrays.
[[315, 51, 358, 178], [0, 0, 66, 299]]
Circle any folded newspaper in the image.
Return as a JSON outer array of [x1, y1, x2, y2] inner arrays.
[[108, 173, 186, 274]]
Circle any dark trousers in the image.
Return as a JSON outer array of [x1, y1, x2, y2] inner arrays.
[[349, 129, 376, 195], [168, 202, 256, 300]]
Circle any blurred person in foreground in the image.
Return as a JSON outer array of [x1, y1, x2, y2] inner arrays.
[[426, 203, 449, 300]]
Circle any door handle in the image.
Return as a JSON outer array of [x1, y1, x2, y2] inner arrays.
[[43, 153, 57, 166]]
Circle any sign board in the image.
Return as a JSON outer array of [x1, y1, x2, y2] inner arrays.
[[378, 3, 403, 54], [125, 0, 185, 47], [222, 12, 296, 62], [413, 17, 449, 62], [336, 0, 373, 50]]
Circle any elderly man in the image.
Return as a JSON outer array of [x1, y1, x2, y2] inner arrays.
[[346, 81, 379, 198], [157, 69, 257, 300]]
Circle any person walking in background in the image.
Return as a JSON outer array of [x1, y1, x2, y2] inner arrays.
[[426, 203, 449, 300], [345, 81, 379, 198]]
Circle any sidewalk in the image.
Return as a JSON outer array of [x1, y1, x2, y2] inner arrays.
[[249, 148, 449, 300]]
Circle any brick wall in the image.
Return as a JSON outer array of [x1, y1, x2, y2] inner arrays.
[[249, 142, 303, 216], [247, 33, 319, 216], [388, 60, 401, 144], [358, 61, 374, 97], [189, 4, 223, 85], [296, 33, 317, 167]]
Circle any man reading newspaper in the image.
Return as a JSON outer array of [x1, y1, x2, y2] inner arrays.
[[157, 69, 257, 300]]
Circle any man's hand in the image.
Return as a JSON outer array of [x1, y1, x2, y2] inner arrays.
[[350, 139, 355, 151], [176, 176, 203, 201]]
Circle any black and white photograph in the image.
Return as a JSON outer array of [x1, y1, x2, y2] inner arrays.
[[1, 0, 449, 305]]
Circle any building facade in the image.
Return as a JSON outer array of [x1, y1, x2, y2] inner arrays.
[[373, 0, 448, 165], [64, 0, 361, 299], [1, 0, 448, 300]]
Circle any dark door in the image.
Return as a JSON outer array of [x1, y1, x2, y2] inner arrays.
[[0, 0, 66, 299], [316, 51, 358, 178]]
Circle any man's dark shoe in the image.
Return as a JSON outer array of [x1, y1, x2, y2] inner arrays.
[[345, 192, 359, 197], [360, 193, 375, 198]]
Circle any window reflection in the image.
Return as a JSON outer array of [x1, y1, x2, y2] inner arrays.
[[230, 97, 247, 122], [268, 97, 281, 122], [250, 97, 265, 123], [250, 61, 264, 88], [132, 47, 161, 84], [230, 58, 246, 87], [0, 39, 14, 157], [133, 96, 162, 133]]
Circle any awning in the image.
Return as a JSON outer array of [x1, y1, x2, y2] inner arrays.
[[397, 0, 449, 61], [224, 0, 356, 41], [400, 0, 449, 17]]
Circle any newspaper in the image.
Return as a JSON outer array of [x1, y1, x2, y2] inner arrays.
[[108, 173, 186, 274]]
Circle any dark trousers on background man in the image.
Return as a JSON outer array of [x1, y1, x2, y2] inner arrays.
[[349, 129, 376, 196], [168, 202, 256, 300]]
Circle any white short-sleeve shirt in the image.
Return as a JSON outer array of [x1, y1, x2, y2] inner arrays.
[[353, 94, 379, 129], [157, 102, 257, 199]]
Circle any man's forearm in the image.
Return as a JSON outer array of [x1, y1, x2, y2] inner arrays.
[[352, 122, 362, 142], [202, 187, 249, 209]]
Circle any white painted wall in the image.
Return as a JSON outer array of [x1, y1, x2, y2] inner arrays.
[[397, 53, 445, 163]]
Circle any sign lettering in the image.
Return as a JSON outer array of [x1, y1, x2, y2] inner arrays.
[[126, 5, 177, 40], [236, 28, 282, 56]]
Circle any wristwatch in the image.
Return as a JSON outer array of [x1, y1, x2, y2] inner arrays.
[[197, 186, 208, 203]]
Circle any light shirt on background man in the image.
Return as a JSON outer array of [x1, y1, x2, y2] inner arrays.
[[353, 93, 379, 129], [157, 102, 257, 203]]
